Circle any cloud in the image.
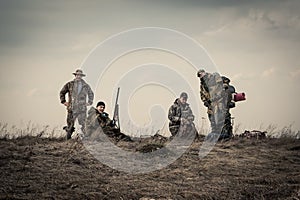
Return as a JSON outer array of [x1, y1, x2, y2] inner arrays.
[[289, 68, 300, 78], [261, 68, 275, 78], [201, 3, 300, 41], [247, 9, 279, 30], [27, 88, 38, 97], [231, 73, 243, 81], [203, 24, 230, 36]]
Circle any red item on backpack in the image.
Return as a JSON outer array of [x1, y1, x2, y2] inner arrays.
[[234, 92, 246, 102]]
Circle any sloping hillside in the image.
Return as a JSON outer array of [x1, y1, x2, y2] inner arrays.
[[0, 136, 299, 199]]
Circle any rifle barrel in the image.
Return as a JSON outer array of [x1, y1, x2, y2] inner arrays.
[[114, 87, 120, 129], [115, 87, 120, 107]]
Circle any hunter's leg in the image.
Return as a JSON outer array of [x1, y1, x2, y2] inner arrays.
[[66, 111, 75, 139], [78, 112, 87, 135]]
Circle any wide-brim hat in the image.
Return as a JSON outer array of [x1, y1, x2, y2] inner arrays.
[[72, 69, 86, 77]]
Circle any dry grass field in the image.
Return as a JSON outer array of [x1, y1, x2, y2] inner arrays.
[[0, 134, 299, 199]]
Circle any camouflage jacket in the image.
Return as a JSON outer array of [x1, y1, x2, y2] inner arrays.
[[86, 107, 114, 131], [200, 72, 225, 107], [59, 79, 94, 113], [168, 98, 195, 126]]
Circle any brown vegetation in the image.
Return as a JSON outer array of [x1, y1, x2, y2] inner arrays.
[[0, 135, 299, 199]]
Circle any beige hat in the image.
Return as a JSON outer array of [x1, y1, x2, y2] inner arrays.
[[72, 69, 86, 77]]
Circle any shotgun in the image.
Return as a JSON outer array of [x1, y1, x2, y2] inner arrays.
[[113, 87, 120, 130]]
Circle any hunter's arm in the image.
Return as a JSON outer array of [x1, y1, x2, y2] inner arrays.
[[59, 83, 69, 104], [87, 85, 94, 105], [187, 107, 195, 121], [168, 105, 180, 122]]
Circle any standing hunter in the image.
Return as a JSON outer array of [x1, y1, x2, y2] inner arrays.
[[168, 92, 197, 137], [197, 69, 231, 139], [60, 69, 94, 139]]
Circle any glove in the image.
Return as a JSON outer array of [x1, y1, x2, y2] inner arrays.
[[204, 100, 211, 107], [110, 120, 116, 127], [100, 113, 108, 118], [229, 102, 235, 108]]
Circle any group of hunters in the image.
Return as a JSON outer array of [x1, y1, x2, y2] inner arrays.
[[60, 68, 240, 141]]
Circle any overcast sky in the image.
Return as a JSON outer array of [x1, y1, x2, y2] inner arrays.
[[0, 0, 299, 135]]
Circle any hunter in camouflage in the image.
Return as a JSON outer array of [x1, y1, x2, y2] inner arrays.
[[197, 69, 229, 139], [85, 101, 131, 141], [168, 92, 197, 137], [60, 69, 94, 139], [85, 101, 115, 136]]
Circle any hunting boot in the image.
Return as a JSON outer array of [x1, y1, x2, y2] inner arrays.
[[219, 124, 232, 141], [63, 126, 75, 140]]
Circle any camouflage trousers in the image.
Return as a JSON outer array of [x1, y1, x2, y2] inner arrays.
[[208, 104, 232, 138], [207, 101, 232, 131], [223, 111, 233, 136], [65, 110, 86, 139], [169, 124, 180, 137], [169, 121, 197, 138]]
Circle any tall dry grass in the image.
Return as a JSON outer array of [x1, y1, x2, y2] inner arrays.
[[0, 121, 65, 139], [0, 120, 299, 140]]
